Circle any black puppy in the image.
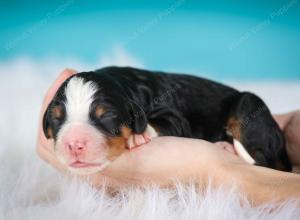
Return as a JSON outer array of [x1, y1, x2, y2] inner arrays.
[[43, 66, 291, 175]]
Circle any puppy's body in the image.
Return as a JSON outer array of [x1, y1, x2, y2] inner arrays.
[[43, 66, 291, 174]]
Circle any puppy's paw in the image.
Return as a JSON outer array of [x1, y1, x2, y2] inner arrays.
[[126, 124, 158, 150], [126, 133, 151, 149]]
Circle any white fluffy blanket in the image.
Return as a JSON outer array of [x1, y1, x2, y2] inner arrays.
[[1, 58, 300, 220]]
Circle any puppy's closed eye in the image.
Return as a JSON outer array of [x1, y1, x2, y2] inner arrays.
[[94, 106, 106, 118], [51, 105, 64, 119], [93, 106, 118, 121]]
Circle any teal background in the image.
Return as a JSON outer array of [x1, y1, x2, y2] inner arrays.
[[0, 0, 300, 80]]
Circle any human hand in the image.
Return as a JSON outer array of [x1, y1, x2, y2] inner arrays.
[[36, 68, 77, 172]]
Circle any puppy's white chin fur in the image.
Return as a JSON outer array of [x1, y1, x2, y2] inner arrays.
[[68, 161, 111, 175], [56, 153, 111, 175]]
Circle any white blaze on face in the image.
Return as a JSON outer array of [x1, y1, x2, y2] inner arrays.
[[65, 77, 97, 123], [55, 77, 111, 175]]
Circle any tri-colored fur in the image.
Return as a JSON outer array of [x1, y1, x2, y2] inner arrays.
[[43, 66, 291, 174]]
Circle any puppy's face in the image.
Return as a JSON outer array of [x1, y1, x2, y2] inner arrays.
[[43, 73, 147, 175]]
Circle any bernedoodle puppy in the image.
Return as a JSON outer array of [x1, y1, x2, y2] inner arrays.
[[43, 66, 291, 175]]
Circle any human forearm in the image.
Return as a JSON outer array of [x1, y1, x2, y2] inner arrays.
[[97, 137, 300, 205], [273, 110, 300, 172], [223, 162, 300, 204], [273, 111, 295, 130]]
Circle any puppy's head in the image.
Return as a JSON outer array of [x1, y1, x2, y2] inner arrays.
[[43, 72, 147, 175]]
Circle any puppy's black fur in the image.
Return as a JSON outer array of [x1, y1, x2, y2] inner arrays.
[[43, 66, 291, 171]]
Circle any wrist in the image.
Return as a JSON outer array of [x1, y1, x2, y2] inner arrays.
[[36, 142, 68, 173], [273, 111, 295, 131]]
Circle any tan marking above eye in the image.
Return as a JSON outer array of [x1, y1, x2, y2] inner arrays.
[[95, 106, 106, 118], [47, 127, 54, 139], [51, 106, 63, 119]]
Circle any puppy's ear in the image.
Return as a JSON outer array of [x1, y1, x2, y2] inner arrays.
[[129, 101, 147, 134], [42, 106, 53, 139]]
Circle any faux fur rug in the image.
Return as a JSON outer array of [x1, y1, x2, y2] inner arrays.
[[1, 57, 300, 220]]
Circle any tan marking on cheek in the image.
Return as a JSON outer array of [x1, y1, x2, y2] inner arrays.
[[47, 128, 54, 139], [95, 106, 106, 118], [106, 137, 126, 161], [227, 117, 241, 141], [120, 126, 132, 139]]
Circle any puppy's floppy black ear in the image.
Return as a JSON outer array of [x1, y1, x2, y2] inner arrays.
[[42, 105, 53, 139], [129, 100, 147, 134]]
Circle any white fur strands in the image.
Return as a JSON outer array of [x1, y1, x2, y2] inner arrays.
[[1, 164, 300, 220], [1, 58, 300, 220], [64, 77, 98, 123]]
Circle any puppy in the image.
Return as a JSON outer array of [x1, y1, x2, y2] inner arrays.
[[43, 66, 291, 175]]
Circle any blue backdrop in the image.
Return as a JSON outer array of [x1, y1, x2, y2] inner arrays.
[[1, 0, 300, 80]]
